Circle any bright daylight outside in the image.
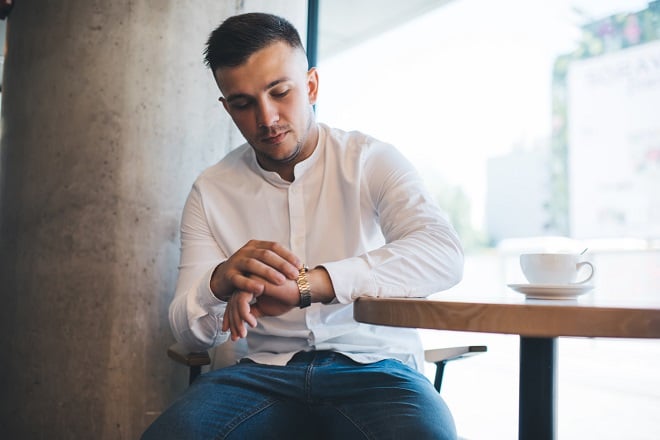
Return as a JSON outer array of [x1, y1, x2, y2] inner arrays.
[[317, 0, 659, 439]]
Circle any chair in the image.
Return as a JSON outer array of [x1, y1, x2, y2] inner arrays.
[[168, 341, 487, 391], [425, 345, 487, 392]]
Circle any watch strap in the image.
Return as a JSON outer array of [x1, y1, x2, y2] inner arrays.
[[297, 265, 312, 309]]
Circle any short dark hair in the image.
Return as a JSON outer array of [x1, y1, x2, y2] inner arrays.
[[204, 12, 305, 71]]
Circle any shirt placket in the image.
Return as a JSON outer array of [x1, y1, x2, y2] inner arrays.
[[288, 182, 306, 258], [288, 176, 320, 346]]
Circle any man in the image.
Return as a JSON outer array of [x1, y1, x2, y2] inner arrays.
[[143, 12, 463, 440]]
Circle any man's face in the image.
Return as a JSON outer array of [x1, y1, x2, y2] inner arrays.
[[215, 41, 319, 177]]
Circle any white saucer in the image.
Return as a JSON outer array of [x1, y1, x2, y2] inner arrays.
[[507, 283, 594, 300]]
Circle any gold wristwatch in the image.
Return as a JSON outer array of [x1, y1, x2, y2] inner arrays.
[[297, 265, 312, 308]]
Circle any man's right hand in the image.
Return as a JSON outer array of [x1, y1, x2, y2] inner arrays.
[[209, 240, 301, 301], [221, 276, 299, 341]]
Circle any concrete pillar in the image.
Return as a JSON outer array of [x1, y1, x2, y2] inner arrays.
[[0, 1, 306, 439]]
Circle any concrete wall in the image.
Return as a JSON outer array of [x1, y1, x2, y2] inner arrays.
[[0, 1, 306, 438]]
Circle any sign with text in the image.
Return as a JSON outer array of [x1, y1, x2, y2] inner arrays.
[[567, 39, 660, 239]]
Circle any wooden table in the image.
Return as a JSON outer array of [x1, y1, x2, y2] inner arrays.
[[353, 294, 660, 440]]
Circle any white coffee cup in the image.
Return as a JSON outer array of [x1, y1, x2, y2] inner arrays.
[[520, 253, 595, 285]]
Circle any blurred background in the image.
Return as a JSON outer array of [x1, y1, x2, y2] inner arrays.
[[315, 1, 660, 438]]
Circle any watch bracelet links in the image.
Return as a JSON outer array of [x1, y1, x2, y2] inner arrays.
[[297, 265, 312, 308]]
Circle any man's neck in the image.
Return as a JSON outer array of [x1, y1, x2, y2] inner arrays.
[[278, 122, 320, 182]]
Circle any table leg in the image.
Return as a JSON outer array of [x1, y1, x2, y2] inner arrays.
[[519, 336, 557, 440]]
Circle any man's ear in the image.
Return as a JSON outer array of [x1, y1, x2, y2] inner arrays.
[[214, 68, 231, 112], [307, 67, 319, 105], [218, 96, 230, 113]]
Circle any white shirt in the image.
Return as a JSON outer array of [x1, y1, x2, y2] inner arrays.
[[169, 123, 463, 371]]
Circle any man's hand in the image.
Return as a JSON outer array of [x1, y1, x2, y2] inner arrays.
[[221, 275, 300, 340], [210, 240, 300, 301]]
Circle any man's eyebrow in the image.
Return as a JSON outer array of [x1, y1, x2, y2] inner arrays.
[[224, 92, 251, 103], [265, 78, 291, 89], [224, 78, 293, 102]]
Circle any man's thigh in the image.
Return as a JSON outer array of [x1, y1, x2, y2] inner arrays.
[[142, 353, 456, 440], [142, 361, 312, 440], [310, 356, 457, 440]]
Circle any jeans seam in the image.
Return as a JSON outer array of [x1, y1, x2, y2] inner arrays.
[[304, 357, 314, 402], [331, 405, 372, 439], [219, 397, 279, 440]]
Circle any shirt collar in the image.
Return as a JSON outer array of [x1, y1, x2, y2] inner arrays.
[[248, 123, 325, 186]]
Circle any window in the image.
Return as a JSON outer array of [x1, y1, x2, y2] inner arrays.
[[316, 2, 660, 438], [316, 0, 659, 251]]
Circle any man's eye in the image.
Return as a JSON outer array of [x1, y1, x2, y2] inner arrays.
[[272, 89, 290, 98], [230, 100, 251, 110]]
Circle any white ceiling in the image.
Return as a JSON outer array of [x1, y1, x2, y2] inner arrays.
[[318, 0, 455, 59]]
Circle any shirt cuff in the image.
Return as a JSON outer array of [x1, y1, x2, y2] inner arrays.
[[321, 257, 377, 304], [193, 266, 227, 317]]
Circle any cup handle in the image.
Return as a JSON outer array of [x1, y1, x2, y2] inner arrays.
[[575, 261, 595, 284]]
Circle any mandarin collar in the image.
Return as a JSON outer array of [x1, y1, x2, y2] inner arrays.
[[249, 124, 325, 187]]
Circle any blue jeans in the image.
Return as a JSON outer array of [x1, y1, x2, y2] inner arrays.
[[142, 350, 457, 439]]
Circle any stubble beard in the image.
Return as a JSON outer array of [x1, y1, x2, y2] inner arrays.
[[261, 107, 314, 165]]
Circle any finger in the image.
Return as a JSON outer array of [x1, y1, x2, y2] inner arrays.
[[248, 240, 301, 265], [243, 251, 299, 283], [224, 295, 242, 340], [236, 293, 258, 329], [228, 292, 257, 340], [247, 241, 301, 279], [230, 299, 246, 340], [222, 308, 230, 333], [227, 303, 240, 340], [265, 241, 302, 271], [229, 272, 266, 295]]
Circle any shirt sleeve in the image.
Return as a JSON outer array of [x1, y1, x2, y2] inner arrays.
[[323, 141, 464, 303], [168, 182, 231, 352]]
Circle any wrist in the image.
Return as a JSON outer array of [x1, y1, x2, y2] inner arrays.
[[308, 266, 335, 304], [214, 292, 233, 302], [210, 262, 232, 301]]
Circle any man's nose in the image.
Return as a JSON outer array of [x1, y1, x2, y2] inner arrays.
[[256, 99, 279, 127]]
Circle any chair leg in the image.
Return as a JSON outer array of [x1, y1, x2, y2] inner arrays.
[[189, 365, 202, 385], [433, 360, 447, 393]]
